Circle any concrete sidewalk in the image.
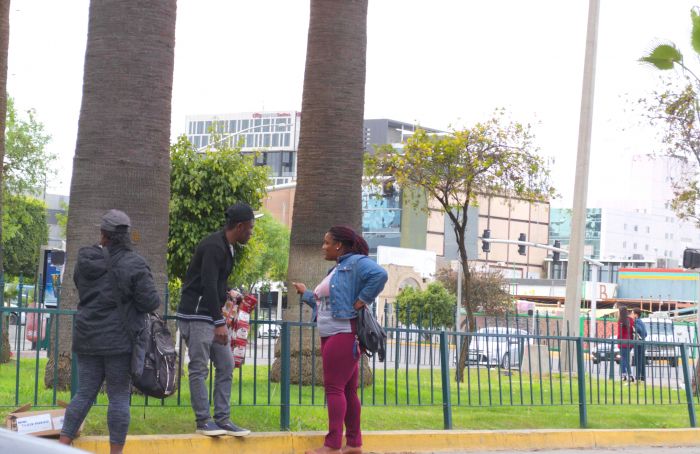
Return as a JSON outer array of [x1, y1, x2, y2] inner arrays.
[[72, 428, 700, 454]]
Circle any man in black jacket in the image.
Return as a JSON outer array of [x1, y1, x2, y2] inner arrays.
[[60, 209, 160, 454], [176, 203, 255, 436]]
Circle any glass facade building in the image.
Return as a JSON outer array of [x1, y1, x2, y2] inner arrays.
[[362, 183, 402, 254]]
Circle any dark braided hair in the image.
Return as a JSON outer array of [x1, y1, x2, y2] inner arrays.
[[328, 225, 369, 256]]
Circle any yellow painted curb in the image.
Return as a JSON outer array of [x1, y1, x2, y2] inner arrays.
[[72, 428, 700, 453]]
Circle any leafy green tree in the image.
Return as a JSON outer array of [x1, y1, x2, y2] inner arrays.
[[639, 8, 700, 225], [365, 112, 554, 381], [3, 97, 53, 195], [395, 282, 455, 329], [1, 96, 53, 363], [168, 135, 269, 289], [234, 210, 290, 292], [639, 7, 700, 393], [435, 267, 512, 318], [2, 194, 48, 278]]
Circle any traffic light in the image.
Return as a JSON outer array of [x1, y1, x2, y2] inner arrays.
[[517, 233, 526, 256], [481, 229, 491, 253], [552, 240, 561, 262]]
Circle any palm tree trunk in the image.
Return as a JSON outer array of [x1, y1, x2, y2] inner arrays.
[[0, 0, 11, 364], [272, 0, 369, 385], [45, 0, 176, 390]]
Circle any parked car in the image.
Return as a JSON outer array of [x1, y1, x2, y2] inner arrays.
[[257, 323, 280, 338], [590, 336, 621, 364], [643, 318, 688, 367], [467, 327, 531, 369]]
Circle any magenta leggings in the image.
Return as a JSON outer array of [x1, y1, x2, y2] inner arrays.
[[321, 332, 361, 449]]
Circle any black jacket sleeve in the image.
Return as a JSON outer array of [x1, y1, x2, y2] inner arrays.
[[130, 257, 161, 314], [200, 243, 226, 326]]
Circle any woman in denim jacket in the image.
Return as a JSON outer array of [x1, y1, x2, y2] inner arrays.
[[293, 225, 388, 454]]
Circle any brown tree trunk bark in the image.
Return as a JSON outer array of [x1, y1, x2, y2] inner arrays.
[[456, 265, 474, 382], [0, 0, 10, 364], [45, 0, 176, 390], [272, 0, 369, 385]]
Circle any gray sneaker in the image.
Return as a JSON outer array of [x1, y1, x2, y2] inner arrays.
[[216, 420, 251, 437], [196, 420, 226, 436]]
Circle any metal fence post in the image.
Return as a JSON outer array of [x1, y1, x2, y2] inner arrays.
[[71, 353, 79, 398], [280, 321, 291, 431], [439, 330, 453, 430], [575, 337, 588, 428], [680, 344, 697, 428]]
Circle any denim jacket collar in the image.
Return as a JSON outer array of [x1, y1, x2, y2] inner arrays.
[[337, 252, 355, 264]]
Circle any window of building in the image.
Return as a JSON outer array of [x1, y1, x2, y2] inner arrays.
[[622, 241, 627, 248], [670, 233, 674, 240], [645, 244, 649, 251], [646, 226, 650, 234], [272, 134, 279, 147], [284, 133, 291, 147], [634, 225, 638, 232], [633, 243, 637, 250], [624, 223, 627, 230], [263, 134, 270, 147], [197, 121, 204, 134], [205, 121, 212, 133]]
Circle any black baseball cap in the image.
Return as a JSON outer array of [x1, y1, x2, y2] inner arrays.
[[99, 209, 131, 232]]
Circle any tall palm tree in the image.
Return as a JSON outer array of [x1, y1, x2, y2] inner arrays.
[[0, 0, 10, 364], [291, 0, 368, 301], [272, 0, 368, 384], [45, 0, 176, 389]]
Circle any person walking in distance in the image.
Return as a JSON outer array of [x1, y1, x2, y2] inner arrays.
[[617, 306, 636, 383], [176, 203, 257, 437], [293, 225, 388, 454], [59, 210, 161, 454], [631, 308, 647, 381]]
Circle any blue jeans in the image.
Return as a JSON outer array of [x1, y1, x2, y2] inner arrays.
[[620, 346, 632, 377]]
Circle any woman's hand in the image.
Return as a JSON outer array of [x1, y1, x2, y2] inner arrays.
[[292, 282, 307, 295]]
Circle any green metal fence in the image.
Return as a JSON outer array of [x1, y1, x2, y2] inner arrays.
[[1, 276, 699, 430]]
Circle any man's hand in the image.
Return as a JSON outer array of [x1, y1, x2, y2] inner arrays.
[[292, 282, 307, 295], [214, 325, 228, 345], [353, 300, 365, 310]]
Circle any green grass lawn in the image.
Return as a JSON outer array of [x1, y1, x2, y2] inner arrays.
[[0, 357, 696, 436]]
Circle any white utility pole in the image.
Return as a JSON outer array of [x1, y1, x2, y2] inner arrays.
[[563, 0, 600, 373]]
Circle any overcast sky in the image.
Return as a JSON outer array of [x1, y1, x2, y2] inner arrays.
[[7, 0, 698, 207]]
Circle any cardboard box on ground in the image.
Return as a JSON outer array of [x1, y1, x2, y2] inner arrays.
[[5, 401, 83, 437]]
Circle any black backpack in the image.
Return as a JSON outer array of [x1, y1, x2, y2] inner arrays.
[[130, 312, 177, 399], [356, 305, 387, 361], [102, 248, 177, 399]]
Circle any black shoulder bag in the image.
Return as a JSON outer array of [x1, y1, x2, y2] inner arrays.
[[356, 305, 387, 362], [102, 247, 176, 399]]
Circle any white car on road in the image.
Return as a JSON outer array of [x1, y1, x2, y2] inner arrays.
[[467, 327, 531, 369]]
